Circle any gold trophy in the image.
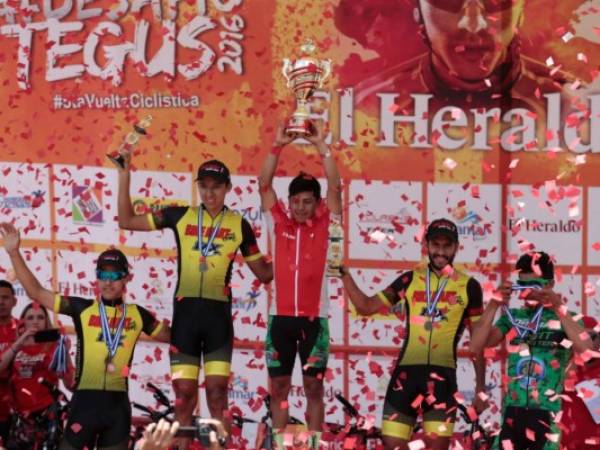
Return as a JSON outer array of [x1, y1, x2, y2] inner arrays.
[[326, 217, 344, 278], [107, 115, 153, 169], [282, 40, 332, 136]]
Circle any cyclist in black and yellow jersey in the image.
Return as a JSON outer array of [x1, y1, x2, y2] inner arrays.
[[0, 222, 171, 450], [117, 157, 272, 447], [340, 218, 487, 450]]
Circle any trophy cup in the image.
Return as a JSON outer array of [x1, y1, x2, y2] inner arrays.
[[326, 216, 344, 278], [107, 115, 153, 169], [282, 40, 332, 136]]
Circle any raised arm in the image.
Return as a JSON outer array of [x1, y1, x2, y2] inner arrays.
[[117, 154, 154, 231], [339, 266, 387, 316], [0, 223, 55, 310], [469, 281, 510, 355], [305, 126, 342, 215], [258, 125, 296, 212]]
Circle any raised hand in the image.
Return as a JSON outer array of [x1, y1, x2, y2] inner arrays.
[[0, 222, 21, 255], [273, 124, 297, 148]]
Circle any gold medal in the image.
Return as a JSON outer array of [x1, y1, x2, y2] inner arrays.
[[424, 320, 433, 331], [199, 257, 208, 272]]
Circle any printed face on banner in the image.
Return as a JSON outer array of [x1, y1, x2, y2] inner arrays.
[[427, 183, 501, 264], [347, 354, 396, 425], [229, 175, 267, 254], [348, 181, 422, 261], [0, 163, 51, 240], [53, 165, 119, 245], [347, 268, 406, 348], [0, 248, 53, 318], [506, 184, 583, 266], [588, 187, 600, 266], [122, 170, 192, 250]]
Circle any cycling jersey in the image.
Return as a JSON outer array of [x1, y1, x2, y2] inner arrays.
[[494, 307, 576, 412], [0, 319, 18, 422], [265, 201, 334, 318], [53, 295, 162, 392], [10, 342, 58, 414], [377, 267, 483, 368], [147, 205, 262, 301]]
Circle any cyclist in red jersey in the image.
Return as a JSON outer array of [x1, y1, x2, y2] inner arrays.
[[0, 302, 75, 448], [560, 316, 600, 449], [258, 124, 342, 448], [0, 280, 18, 446]]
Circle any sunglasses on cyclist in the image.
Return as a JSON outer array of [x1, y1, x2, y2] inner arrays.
[[96, 270, 128, 281], [424, 0, 517, 13], [515, 278, 551, 288]]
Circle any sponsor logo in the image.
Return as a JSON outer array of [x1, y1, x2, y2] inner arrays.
[[0, 190, 45, 209], [452, 207, 491, 241], [57, 281, 94, 297], [358, 207, 414, 237], [232, 290, 260, 312], [88, 315, 136, 331], [516, 356, 546, 389], [72, 184, 103, 225], [289, 385, 337, 401], [229, 375, 256, 400], [508, 218, 582, 233]]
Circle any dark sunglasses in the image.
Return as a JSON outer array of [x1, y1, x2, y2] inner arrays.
[[96, 270, 128, 281], [425, 0, 517, 13], [516, 278, 551, 288]]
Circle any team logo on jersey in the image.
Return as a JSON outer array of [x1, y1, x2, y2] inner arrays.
[[194, 241, 222, 256], [515, 356, 546, 389], [419, 306, 448, 323]]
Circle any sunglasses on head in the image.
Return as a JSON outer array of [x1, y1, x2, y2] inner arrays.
[[96, 270, 128, 281], [425, 0, 517, 13]]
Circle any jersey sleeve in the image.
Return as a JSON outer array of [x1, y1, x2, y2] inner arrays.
[[137, 306, 163, 338], [240, 218, 263, 262], [53, 294, 93, 317], [465, 278, 484, 324], [376, 271, 413, 307], [146, 206, 188, 231]]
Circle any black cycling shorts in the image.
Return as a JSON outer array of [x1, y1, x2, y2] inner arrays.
[[266, 315, 330, 378], [495, 406, 557, 450], [382, 365, 458, 440], [60, 390, 130, 449], [170, 297, 234, 379]]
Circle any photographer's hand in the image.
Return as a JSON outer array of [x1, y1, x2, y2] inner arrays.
[[198, 418, 228, 449], [137, 419, 179, 450]]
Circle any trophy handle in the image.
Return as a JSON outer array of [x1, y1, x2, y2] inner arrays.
[[318, 59, 332, 88], [282, 59, 293, 88]]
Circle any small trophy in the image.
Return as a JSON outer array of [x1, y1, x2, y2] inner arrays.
[[107, 115, 153, 169], [282, 40, 332, 136], [326, 217, 344, 277]]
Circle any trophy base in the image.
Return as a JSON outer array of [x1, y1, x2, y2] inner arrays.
[[107, 153, 126, 170], [285, 116, 313, 137]]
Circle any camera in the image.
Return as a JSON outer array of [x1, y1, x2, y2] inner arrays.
[[175, 418, 225, 447]]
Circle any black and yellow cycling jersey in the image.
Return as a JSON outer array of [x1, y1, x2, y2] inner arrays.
[[147, 205, 262, 301], [377, 266, 483, 368], [53, 295, 162, 392]]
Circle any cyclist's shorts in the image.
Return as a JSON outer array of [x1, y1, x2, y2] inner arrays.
[[61, 390, 130, 449], [381, 365, 457, 440], [493, 406, 559, 450], [170, 297, 233, 380], [266, 315, 329, 378]]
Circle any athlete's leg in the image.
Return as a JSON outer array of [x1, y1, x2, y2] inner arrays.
[[424, 435, 451, 450], [172, 378, 198, 450], [270, 375, 292, 429], [382, 436, 409, 450], [302, 375, 324, 431], [298, 318, 329, 432], [205, 375, 229, 422]]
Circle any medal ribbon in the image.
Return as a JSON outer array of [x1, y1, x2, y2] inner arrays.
[[49, 335, 67, 374], [503, 305, 544, 338], [425, 267, 448, 317], [99, 300, 127, 360], [198, 206, 225, 264]]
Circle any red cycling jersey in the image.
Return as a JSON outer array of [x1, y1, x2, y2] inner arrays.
[[266, 201, 333, 318], [0, 319, 18, 421], [10, 342, 59, 414]]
